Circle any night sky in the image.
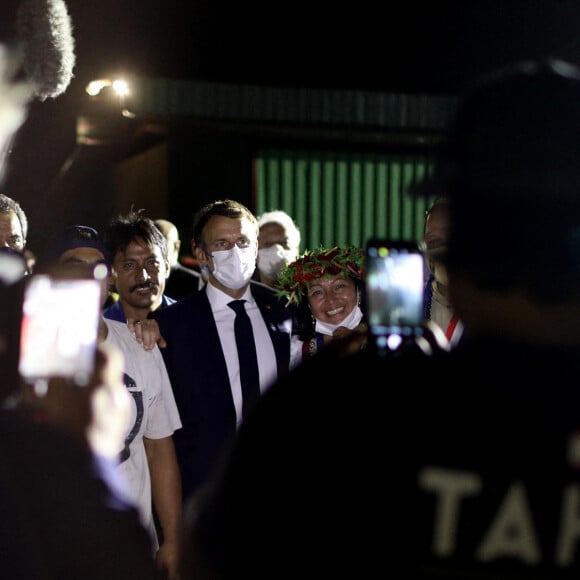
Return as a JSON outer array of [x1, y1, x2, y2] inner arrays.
[[61, 1, 580, 94], [4, 0, 580, 242]]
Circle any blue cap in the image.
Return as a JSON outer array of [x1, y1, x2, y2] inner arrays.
[[49, 225, 109, 264]]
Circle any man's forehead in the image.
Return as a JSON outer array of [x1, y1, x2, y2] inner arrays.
[[0, 211, 21, 232], [259, 222, 286, 239], [309, 273, 351, 288], [207, 215, 257, 238], [116, 238, 164, 258]]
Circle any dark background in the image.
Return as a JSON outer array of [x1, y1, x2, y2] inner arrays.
[[5, 0, 580, 248], [66, 1, 580, 94]]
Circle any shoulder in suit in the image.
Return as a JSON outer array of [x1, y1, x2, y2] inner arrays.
[[164, 263, 203, 301]]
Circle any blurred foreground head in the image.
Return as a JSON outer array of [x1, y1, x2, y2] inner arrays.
[[1, 0, 75, 101], [0, 0, 75, 175], [414, 59, 580, 305]]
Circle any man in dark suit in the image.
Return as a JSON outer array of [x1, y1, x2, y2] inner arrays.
[[152, 199, 293, 499]]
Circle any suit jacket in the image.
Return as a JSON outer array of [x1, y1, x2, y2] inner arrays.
[[152, 282, 293, 498], [164, 262, 203, 301]]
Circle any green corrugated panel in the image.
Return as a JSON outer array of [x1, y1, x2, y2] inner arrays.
[[362, 160, 376, 248], [349, 159, 362, 247], [402, 160, 416, 240], [294, 157, 308, 252], [388, 162, 402, 239], [281, 157, 294, 211], [308, 159, 322, 248], [336, 158, 348, 249], [255, 150, 436, 251], [321, 157, 335, 247], [131, 77, 456, 130], [375, 161, 388, 238]]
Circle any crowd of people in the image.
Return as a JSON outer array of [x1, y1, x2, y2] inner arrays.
[[1, 3, 580, 580]]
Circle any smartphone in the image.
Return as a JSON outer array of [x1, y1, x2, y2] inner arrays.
[[18, 274, 102, 386], [365, 239, 425, 353]]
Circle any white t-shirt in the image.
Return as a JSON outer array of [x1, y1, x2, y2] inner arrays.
[[103, 318, 182, 551]]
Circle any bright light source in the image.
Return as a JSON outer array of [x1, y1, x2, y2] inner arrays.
[[85, 79, 111, 96], [85, 78, 130, 97], [112, 79, 129, 97]]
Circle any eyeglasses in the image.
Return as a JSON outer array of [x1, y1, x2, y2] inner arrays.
[[205, 238, 253, 253]]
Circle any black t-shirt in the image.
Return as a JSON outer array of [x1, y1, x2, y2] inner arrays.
[[188, 334, 580, 579]]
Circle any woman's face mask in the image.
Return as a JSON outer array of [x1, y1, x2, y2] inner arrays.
[[315, 302, 364, 336]]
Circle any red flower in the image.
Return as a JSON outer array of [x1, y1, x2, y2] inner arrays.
[[318, 247, 341, 262], [274, 245, 366, 307]]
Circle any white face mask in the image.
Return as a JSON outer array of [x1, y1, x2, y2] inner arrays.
[[258, 244, 296, 280], [210, 245, 256, 289], [315, 303, 364, 336]]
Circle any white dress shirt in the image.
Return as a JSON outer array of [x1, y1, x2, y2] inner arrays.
[[206, 282, 278, 425]]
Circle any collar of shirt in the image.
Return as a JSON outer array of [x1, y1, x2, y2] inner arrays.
[[206, 281, 256, 314], [205, 282, 274, 427]]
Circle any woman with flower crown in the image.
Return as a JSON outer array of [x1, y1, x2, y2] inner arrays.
[[275, 246, 367, 362]]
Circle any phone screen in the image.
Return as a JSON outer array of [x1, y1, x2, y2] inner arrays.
[[18, 275, 101, 385], [365, 239, 425, 347]]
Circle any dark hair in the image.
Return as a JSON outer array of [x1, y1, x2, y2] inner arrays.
[[104, 208, 168, 263], [192, 199, 257, 249], [0, 193, 28, 241]]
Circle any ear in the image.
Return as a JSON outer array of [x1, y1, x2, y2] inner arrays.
[[194, 242, 208, 266]]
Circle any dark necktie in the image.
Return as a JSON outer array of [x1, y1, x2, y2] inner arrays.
[[228, 299, 260, 419]]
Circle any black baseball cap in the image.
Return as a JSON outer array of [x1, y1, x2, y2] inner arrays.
[[411, 58, 580, 205], [47, 226, 109, 264], [411, 59, 580, 301]]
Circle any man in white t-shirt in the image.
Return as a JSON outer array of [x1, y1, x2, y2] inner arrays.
[[45, 225, 183, 580]]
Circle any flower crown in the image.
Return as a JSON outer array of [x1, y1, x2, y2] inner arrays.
[[275, 246, 366, 307]]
